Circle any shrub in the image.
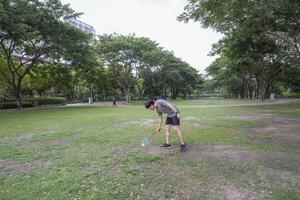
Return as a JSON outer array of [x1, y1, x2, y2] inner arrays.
[[0, 101, 33, 109], [0, 97, 66, 109], [82, 98, 89, 103], [32, 97, 66, 105], [278, 92, 300, 98]]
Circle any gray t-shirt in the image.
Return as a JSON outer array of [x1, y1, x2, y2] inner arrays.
[[155, 99, 180, 117]]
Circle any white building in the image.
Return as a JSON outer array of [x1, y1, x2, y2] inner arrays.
[[64, 18, 96, 36]]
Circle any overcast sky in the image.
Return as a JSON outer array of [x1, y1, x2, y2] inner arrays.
[[60, 0, 222, 73]]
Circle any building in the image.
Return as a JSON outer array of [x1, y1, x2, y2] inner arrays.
[[64, 18, 96, 36]]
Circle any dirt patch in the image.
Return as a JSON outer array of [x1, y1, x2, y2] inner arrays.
[[143, 145, 269, 200], [181, 144, 299, 169], [216, 114, 300, 149], [0, 159, 32, 172], [191, 123, 213, 129], [146, 144, 255, 166], [1, 129, 61, 142], [145, 144, 256, 166], [183, 116, 202, 121], [2, 133, 34, 142], [180, 145, 259, 169], [118, 118, 157, 128], [183, 116, 216, 121], [205, 146, 257, 166], [258, 152, 300, 191], [181, 117, 216, 129], [21, 139, 70, 150], [222, 115, 300, 129], [217, 184, 268, 200], [105, 141, 298, 199], [181, 144, 300, 194], [0, 158, 52, 172], [144, 146, 177, 157], [265, 168, 300, 188], [35, 139, 68, 146]]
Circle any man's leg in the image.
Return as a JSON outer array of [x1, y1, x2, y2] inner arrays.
[[174, 126, 185, 145], [166, 125, 171, 144], [174, 126, 187, 152]]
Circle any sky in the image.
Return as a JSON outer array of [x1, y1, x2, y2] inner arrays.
[[60, 0, 222, 73]]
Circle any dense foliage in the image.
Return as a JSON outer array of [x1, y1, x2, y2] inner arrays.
[[0, 0, 95, 108], [179, 0, 300, 100], [0, 0, 203, 107], [1, 0, 298, 108]]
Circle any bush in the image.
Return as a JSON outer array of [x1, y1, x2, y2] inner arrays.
[[0, 97, 66, 109], [287, 93, 300, 98], [278, 92, 300, 98], [0, 101, 33, 109], [32, 97, 66, 105], [82, 98, 89, 103]]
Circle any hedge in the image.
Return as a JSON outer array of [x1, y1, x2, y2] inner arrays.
[[278, 93, 300, 99], [32, 97, 66, 105], [0, 101, 33, 109], [0, 97, 66, 109]]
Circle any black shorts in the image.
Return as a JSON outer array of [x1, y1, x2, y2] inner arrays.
[[166, 116, 180, 126]]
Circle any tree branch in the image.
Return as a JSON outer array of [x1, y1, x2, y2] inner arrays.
[[265, 31, 293, 46], [293, 37, 300, 57], [20, 61, 36, 80], [0, 69, 13, 85], [0, 40, 15, 74], [16, 42, 50, 71]]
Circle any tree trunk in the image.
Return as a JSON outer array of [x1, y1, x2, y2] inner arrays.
[[261, 87, 266, 101], [14, 80, 22, 110], [260, 79, 270, 101], [137, 85, 144, 100], [240, 80, 245, 99], [249, 88, 253, 99], [90, 89, 93, 102], [255, 80, 259, 99], [139, 90, 143, 100], [248, 80, 253, 99], [171, 89, 178, 100], [125, 88, 131, 103]]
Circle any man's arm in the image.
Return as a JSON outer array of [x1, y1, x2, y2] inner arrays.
[[156, 114, 163, 133]]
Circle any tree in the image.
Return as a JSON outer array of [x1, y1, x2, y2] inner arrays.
[[179, 0, 300, 100], [0, 0, 95, 108], [97, 34, 203, 101], [0, 57, 9, 96], [97, 34, 160, 103], [141, 49, 202, 99]]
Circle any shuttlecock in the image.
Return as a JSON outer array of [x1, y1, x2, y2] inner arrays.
[[141, 143, 145, 147]]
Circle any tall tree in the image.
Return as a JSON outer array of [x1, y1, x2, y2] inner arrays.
[[97, 34, 159, 103], [179, 0, 300, 100], [0, 0, 95, 108], [141, 49, 202, 99]]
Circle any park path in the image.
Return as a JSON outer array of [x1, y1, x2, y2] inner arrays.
[[66, 98, 300, 108], [177, 99, 300, 108]]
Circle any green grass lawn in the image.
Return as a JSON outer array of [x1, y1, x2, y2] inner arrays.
[[1, 100, 300, 199]]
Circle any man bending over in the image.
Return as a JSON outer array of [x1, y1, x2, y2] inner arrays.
[[144, 99, 187, 152]]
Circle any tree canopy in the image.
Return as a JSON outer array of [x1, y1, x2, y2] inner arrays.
[[97, 34, 202, 102], [179, 0, 300, 100], [0, 0, 95, 108]]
